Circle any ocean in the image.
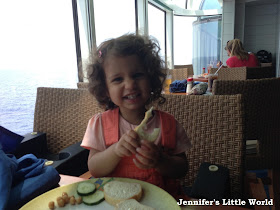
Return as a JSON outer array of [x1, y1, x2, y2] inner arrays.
[[0, 69, 78, 136]]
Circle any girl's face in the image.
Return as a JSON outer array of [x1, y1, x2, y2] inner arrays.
[[104, 55, 151, 115]]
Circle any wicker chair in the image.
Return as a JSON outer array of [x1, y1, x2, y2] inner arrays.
[[174, 64, 193, 73], [81, 94, 245, 198], [155, 94, 245, 199], [246, 66, 276, 79], [217, 67, 247, 80], [210, 66, 275, 81], [212, 78, 280, 170], [33, 88, 245, 198], [77, 82, 89, 89], [169, 68, 193, 81], [34, 87, 103, 154]]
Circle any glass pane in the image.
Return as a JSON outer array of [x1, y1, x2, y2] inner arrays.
[[193, 17, 222, 74], [148, 3, 166, 59], [94, 0, 136, 47], [77, 0, 90, 64], [174, 15, 221, 75], [187, 0, 222, 10], [0, 0, 78, 135], [174, 16, 196, 65], [201, 0, 222, 10]]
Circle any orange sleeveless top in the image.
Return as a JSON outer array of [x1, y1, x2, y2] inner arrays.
[[101, 108, 179, 196]]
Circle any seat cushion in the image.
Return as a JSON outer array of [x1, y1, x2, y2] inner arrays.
[[0, 126, 24, 154]]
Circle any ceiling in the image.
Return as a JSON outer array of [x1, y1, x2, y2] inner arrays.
[[245, 0, 279, 6]]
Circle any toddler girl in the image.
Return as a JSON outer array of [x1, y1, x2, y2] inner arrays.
[[81, 33, 191, 197]]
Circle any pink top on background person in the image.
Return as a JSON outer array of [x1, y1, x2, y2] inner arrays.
[[226, 53, 259, 68]]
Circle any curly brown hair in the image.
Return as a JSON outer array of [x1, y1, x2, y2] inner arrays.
[[86, 33, 167, 110]]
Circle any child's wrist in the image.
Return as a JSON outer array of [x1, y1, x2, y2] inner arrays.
[[112, 143, 123, 158]]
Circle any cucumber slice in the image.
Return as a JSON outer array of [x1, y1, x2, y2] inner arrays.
[[77, 182, 96, 196], [82, 190, 105, 205]]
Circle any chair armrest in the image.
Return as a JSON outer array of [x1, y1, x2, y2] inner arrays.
[[13, 132, 48, 158], [14, 132, 89, 177], [48, 141, 89, 177]]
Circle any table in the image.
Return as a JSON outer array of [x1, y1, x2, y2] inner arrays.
[[192, 75, 209, 83], [59, 174, 86, 186]]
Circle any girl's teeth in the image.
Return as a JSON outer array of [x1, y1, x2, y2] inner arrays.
[[127, 95, 137, 99]]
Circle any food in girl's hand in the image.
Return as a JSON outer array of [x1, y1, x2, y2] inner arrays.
[[134, 106, 160, 142], [116, 199, 155, 210], [104, 180, 142, 206]]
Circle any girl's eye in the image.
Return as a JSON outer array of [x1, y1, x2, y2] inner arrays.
[[112, 77, 123, 82], [133, 72, 145, 79]]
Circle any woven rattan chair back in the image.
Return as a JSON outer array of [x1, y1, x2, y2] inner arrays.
[[33, 87, 103, 154], [169, 68, 193, 81], [210, 68, 218, 74], [217, 67, 247, 80], [246, 66, 275, 79], [212, 78, 280, 170], [77, 82, 89, 89], [174, 64, 193, 72], [154, 94, 245, 198]]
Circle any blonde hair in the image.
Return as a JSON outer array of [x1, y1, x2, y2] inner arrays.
[[225, 39, 249, 60]]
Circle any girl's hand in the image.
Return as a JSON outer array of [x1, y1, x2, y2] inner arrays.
[[133, 140, 161, 169], [114, 130, 139, 158]]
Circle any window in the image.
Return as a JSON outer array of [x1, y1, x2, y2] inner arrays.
[[93, 0, 136, 47], [174, 0, 222, 75], [174, 16, 196, 65], [192, 16, 222, 74], [148, 3, 166, 59], [0, 0, 77, 135]]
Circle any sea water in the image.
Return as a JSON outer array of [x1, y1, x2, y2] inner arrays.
[[0, 69, 77, 136]]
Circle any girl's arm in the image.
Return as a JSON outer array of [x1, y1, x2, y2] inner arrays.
[[87, 144, 121, 177], [88, 130, 140, 177]]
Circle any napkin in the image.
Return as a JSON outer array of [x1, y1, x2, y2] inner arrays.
[[169, 79, 187, 93], [0, 144, 60, 210], [0, 144, 17, 210]]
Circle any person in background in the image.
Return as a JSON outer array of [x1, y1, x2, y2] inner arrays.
[[81, 33, 191, 198], [217, 39, 259, 68]]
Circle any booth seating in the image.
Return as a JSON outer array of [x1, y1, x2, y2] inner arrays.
[[169, 68, 193, 81], [212, 78, 280, 171], [210, 66, 275, 80], [77, 82, 88, 89], [174, 64, 193, 73]]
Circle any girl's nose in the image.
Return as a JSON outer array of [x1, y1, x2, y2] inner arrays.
[[124, 78, 136, 89]]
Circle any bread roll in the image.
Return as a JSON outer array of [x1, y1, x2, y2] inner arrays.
[[104, 181, 142, 206], [116, 199, 155, 210]]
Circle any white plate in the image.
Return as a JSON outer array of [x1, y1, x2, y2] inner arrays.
[[20, 177, 180, 210]]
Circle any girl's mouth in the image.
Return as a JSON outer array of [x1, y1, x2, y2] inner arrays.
[[123, 93, 140, 100]]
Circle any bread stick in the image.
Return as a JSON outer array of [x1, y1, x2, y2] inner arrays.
[[134, 107, 160, 142]]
